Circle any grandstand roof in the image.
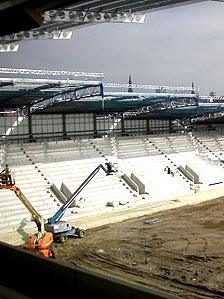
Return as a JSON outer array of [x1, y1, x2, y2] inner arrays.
[[1, 70, 223, 120], [0, 75, 223, 119], [0, 77, 102, 108], [0, 0, 202, 37], [0, 69, 199, 112]]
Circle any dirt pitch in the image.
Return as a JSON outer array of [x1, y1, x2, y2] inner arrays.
[[52, 196, 224, 299]]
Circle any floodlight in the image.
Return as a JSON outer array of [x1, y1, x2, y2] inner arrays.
[[94, 12, 102, 21], [119, 13, 125, 20], [122, 13, 134, 23], [132, 14, 146, 23], [0, 45, 7, 51], [15, 32, 24, 39], [52, 30, 72, 39], [104, 12, 111, 20], [0, 43, 19, 52], [77, 11, 84, 20], [111, 12, 118, 20], [24, 32, 31, 39], [59, 30, 72, 39], [48, 10, 57, 19], [32, 31, 40, 38], [86, 12, 94, 20], [68, 11, 76, 19], [58, 10, 66, 19]]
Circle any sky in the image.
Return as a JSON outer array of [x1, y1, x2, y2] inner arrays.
[[0, 1, 224, 95]]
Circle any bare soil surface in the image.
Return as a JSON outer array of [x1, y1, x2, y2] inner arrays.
[[52, 197, 224, 299]]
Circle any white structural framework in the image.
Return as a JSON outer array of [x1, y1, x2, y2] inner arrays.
[[0, 67, 199, 93], [42, 10, 145, 24], [199, 96, 224, 102], [104, 82, 199, 92]]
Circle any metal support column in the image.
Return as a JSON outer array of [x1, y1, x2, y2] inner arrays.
[[62, 114, 67, 138], [146, 119, 150, 135], [93, 113, 98, 137], [121, 113, 125, 136], [169, 120, 173, 133]]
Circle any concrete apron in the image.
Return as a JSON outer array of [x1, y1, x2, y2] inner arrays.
[[1, 186, 224, 246]]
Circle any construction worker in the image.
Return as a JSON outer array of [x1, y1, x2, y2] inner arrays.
[[0, 164, 12, 185], [105, 162, 117, 175]]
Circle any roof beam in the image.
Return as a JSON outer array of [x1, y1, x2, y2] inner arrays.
[[0, 0, 28, 11]]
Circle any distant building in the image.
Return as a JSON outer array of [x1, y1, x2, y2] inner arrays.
[[209, 91, 216, 97]]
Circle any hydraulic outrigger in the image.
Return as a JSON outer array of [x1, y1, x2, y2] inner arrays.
[[0, 163, 116, 257]]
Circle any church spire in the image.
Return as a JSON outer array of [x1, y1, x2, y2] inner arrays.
[[128, 74, 133, 92]]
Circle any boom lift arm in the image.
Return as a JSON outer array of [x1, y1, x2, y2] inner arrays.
[[48, 164, 109, 225], [0, 181, 54, 257], [12, 185, 45, 236], [45, 163, 115, 242]]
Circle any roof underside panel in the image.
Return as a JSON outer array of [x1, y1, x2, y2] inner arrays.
[[0, 0, 203, 36]]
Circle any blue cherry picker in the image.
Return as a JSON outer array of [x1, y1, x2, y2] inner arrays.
[[45, 162, 116, 243]]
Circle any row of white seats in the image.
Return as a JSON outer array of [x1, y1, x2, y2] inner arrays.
[[22, 141, 142, 225], [0, 144, 61, 233]]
